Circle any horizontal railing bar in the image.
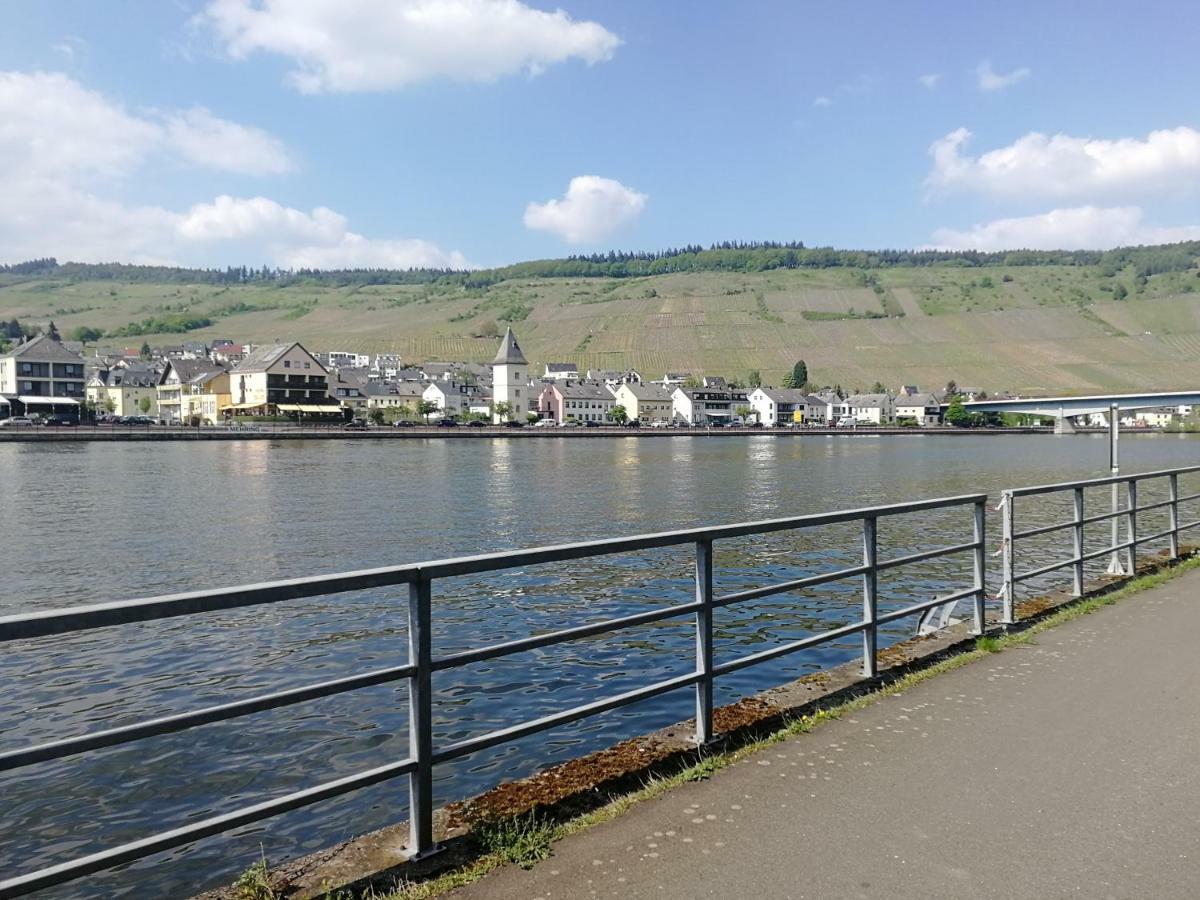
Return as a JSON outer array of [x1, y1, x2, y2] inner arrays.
[[874, 586, 978, 626], [432, 671, 700, 764], [0, 493, 987, 643], [1135, 497, 1177, 515], [1135, 525, 1185, 546], [0, 757, 417, 899], [1080, 541, 1136, 564], [1176, 492, 1200, 505], [713, 564, 870, 608], [875, 541, 979, 571], [415, 494, 988, 580], [1180, 520, 1200, 531], [1080, 508, 1129, 527], [0, 566, 421, 644], [0, 662, 417, 773], [1007, 465, 1200, 498], [1013, 557, 1078, 583], [432, 602, 703, 672], [1012, 519, 1076, 540], [711, 620, 866, 677]]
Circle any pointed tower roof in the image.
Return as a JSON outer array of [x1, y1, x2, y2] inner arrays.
[[491, 327, 528, 366]]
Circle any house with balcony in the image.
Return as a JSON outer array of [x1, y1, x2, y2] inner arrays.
[[748, 387, 810, 426], [0, 334, 87, 419], [88, 365, 160, 417], [671, 384, 750, 425], [226, 343, 336, 417], [846, 393, 896, 425], [156, 359, 230, 424]]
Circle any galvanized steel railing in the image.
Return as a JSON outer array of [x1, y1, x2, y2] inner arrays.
[[0, 493, 986, 897], [998, 465, 1200, 623]]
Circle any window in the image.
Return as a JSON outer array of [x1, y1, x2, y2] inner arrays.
[[284, 360, 291, 368], [304, 362, 311, 369]]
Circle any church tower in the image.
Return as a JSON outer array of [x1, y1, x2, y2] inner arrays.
[[491, 327, 528, 423]]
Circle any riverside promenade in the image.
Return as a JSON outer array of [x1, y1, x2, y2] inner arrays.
[[453, 570, 1200, 900]]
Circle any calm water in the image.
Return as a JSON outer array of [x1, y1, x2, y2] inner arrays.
[[2, 434, 1197, 897]]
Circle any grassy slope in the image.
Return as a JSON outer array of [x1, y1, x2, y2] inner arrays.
[[3, 263, 1200, 393]]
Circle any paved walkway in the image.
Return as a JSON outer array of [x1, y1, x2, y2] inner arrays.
[[453, 570, 1200, 899]]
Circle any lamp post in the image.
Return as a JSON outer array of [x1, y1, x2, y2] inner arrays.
[[1106, 401, 1125, 575]]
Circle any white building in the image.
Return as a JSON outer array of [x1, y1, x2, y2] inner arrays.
[[748, 387, 809, 427], [491, 327, 529, 423], [610, 383, 674, 423], [894, 392, 942, 426], [0, 334, 87, 418], [543, 362, 579, 380], [846, 393, 895, 425], [325, 351, 371, 370]]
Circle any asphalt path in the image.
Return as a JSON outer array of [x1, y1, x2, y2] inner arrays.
[[452, 570, 1200, 899]]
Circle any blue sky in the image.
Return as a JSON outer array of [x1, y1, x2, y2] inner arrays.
[[3, 0, 1200, 269]]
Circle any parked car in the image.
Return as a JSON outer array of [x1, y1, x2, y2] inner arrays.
[[344, 419, 369, 430], [649, 419, 670, 428], [436, 418, 458, 427], [466, 420, 487, 427], [503, 420, 524, 428], [42, 415, 76, 427], [0, 416, 35, 427], [393, 420, 416, 427], [836, 417, 858, 428], [584, 420, 601, 427], [531, 418, 557, 428], [124, 415, 153, 426]]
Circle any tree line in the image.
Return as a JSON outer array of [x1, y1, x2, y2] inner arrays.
[[2, 240, 1196, 290]]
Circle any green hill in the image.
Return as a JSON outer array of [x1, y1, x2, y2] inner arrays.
[[3, 244, 1200, 394]]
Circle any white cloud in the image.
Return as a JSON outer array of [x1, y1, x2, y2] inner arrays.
[[928, 206, 1200, 252], [0, 70, 469, 268], [926, 126, 1200, 202], [976, 60, 1030, 91], [523, 175, 647, 244], [282, 234, 472, 269], [199, 0, 621, 93], [52, 36, 87, 60], [164, 107, 296, 176], [813, 95, 832, 107], [918, 73, 941, 89], [0, 70, 293, 179]]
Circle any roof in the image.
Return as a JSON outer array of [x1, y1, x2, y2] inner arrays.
[[2, 334, 85, 364], [754, 387, 810, 403], [618, 383, 674, 401], [895, 392, 939, 407], [550, 382, 615, 401], [163, 358, 228, 386], [544, 362, 578, 373], [846, 393, 893, 408], [492, 328, 528, 366], [231, 342, 322, 374]]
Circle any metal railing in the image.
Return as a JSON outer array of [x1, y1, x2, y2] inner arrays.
[[998, 465, 1200, 623], [0, 493, 986, 897]]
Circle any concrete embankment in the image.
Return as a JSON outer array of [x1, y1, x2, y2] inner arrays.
[[0, 425, 1068, 443]]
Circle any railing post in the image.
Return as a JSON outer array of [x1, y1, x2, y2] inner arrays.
[[971, 499, 986, 636], [1126, 479, 1138, 575], [693, 540, 714, 745], [1169, 474, 1181, 560], [1001, 491, 1016, 625], [406, 577, 436, 859], [1072, 487, 1085, 597], [861, 516, 878, 677]]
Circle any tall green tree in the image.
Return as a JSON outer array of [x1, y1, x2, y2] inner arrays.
[[747, 370, 762, 388], [610, 404, 628, 425], [945, 397, 972, 427], [790, 360, 808, 390]]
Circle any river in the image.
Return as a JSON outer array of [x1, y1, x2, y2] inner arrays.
[[2, 434, 1197, 896]]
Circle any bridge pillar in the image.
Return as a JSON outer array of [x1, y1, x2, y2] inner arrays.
[[1054, 409, 1078, 435]]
